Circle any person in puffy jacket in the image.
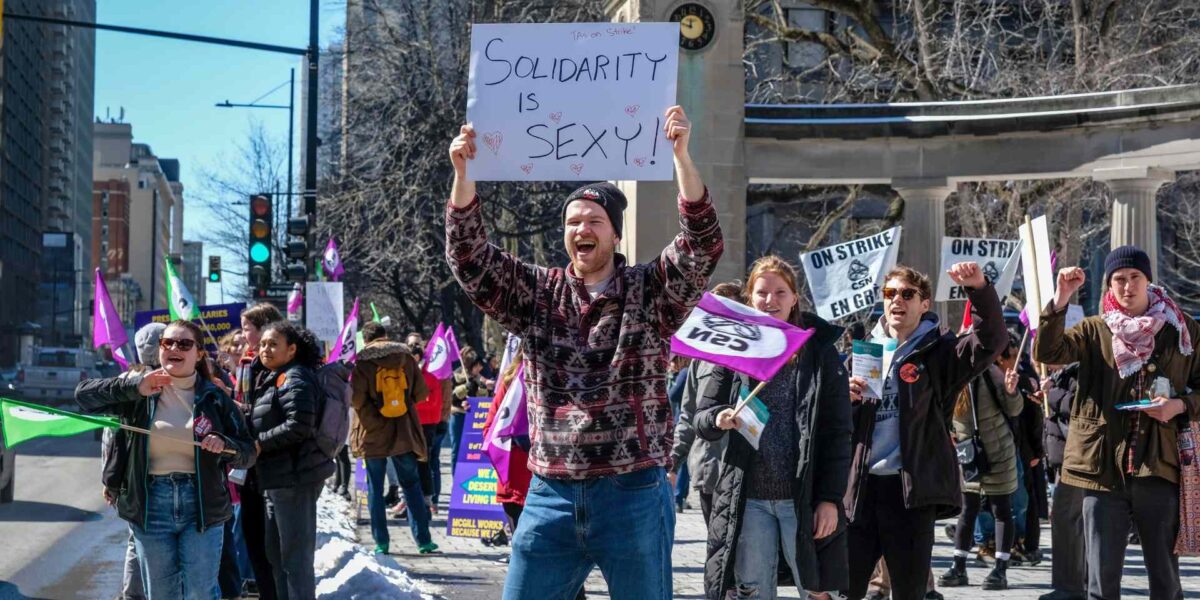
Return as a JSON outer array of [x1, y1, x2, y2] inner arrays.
[[77, 319, 256, 599], [250, 321, 334, 600]]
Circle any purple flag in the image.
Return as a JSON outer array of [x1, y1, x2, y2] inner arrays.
[[287, 283, 303, 321], [445, 325, 462, 367], [483, 362, 527, 486], [670, 293, 815, 381], [322, 238, 345, 282], [328, 298, 359, 364], [92, 269, 130, 369], [423, 323, 453, 380]]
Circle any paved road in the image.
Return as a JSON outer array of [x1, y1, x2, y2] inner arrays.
[[0, 435, 126, 600], [371, 461, 1200, 600]]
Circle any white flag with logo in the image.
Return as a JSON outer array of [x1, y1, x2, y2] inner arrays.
[[800, 227, 902, 322], [934, 237, 1023, 302]]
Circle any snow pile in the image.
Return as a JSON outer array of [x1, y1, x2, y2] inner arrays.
[[314, 491, 435, 600]]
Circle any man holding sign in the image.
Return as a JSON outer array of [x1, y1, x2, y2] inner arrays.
[[844, 263, 1008, 600], [446, 102, 721, 600]]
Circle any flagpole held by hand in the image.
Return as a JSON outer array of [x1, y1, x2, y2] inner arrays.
[[730, 380, 769, 418], [116, 422, 238, 455]]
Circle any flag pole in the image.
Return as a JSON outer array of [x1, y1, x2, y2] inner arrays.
[[730, 380, 769, 418], [117, 422, 238, 455]]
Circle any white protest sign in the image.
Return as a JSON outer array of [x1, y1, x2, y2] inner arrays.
[[935, 237, 1023, 302], [304, 282, 344, 347], [800, 227, 902, 321], [1018, 216, 1055, 325], [466, 22, 678, 181]]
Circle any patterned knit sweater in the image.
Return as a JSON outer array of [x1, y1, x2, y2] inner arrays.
[[445, 191, 723, 479]]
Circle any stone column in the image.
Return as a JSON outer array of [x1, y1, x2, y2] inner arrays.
[[893, 180, 953, 320], [1094, 167, 1173, 280]]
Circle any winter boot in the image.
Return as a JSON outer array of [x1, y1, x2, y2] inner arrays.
[[938, 555, 969, 587], [982, 559, 1009, 590]]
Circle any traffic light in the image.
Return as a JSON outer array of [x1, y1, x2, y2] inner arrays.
[[248, 194, 273, 290], [285, 215, 310, 282], [208, 255, 221, 283]]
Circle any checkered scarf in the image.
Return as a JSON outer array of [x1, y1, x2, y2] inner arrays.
[[1102, 284, 1193, 378]]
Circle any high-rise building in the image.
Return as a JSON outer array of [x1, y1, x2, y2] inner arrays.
[[93, 122, 185, 314], [0, 0, 96, 363], [181, 240, 206, 307]]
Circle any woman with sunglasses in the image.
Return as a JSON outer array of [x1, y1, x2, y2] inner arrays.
[[76, 320, 257, 599]]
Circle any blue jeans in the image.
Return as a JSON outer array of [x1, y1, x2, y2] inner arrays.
[[132, 475, 224, 600], [449, 412, 466, 476], [1012, 460, 1030, 539], [365, 454, 432, 547], [675, 462, 691, 507], [423, 424, 446, 507], [502, 468, 675, 600], [734, 499, 803, 600]]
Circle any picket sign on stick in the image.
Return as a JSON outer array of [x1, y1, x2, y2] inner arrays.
[[1019, 215, 1054, 418]]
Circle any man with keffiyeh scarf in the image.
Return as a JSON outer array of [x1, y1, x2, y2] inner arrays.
[[1034, 245, 1200, 600]]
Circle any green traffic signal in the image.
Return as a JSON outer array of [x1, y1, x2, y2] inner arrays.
[[250, 241, 270, 264], [209, 272, 220, 282]]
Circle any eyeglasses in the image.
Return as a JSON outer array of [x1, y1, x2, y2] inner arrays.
[[882, 287, 924, 301], [159, 338, 197, 351]]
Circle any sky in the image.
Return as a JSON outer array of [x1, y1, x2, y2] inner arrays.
[[93, 0, 345, 303]]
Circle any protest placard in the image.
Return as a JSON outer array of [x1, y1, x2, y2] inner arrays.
[[134, 302, 245, 353], [851, 340, 885, 402], [447, 397, 507, 540], [304, 282, 344, 348], [800, 227, 902, 321], [934, 237, 1023, 302], [1019, 216, 1055, 325], [466, 22, 678, 181]]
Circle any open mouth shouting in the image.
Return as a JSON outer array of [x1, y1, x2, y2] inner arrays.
[[572, 238, 598, 261]]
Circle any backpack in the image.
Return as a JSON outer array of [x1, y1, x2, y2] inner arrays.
[[375, 365, 409, 418], [314, 361, 353, 458]]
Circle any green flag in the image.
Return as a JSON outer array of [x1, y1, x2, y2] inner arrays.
[[1, 397, 118, 448], [370, 302, 381, 323], [164, 255, 200, 321]]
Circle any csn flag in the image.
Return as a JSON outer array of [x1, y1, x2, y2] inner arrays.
[[670, 293, 814, 382], [423, 323, 462, 381]]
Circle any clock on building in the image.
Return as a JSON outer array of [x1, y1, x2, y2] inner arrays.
[[670, 3, 716, 51]]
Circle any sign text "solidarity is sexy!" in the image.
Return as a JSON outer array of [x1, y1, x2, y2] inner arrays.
[[466, 22, 678, 181]]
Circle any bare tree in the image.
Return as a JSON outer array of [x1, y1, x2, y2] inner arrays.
[[742, 0, 1200, 316], [319, 0, 604, 353], [194, 121, 289, 301]]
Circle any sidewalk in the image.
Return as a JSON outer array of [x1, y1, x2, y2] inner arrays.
[[361, 463, 1200, 599]]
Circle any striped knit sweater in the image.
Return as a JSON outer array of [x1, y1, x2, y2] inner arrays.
[[445, 191, 723, 479]]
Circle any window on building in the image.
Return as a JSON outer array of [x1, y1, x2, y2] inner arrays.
[[786, 5, 829, 72]]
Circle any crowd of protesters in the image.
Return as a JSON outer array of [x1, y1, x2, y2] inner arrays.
[[67, 102, 1199, 600]]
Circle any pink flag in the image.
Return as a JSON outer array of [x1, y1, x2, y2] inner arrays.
[[670, 293, 815, 381], [92, 269, 130, 369], [423, 323, 452, 380], [483, 362, 527, 486], [287, 283, 303, 321], [328, 298, 359, 363], [322, 238, 345, 282]]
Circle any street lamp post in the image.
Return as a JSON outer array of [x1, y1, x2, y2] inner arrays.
[[215, 66, 295, 211]]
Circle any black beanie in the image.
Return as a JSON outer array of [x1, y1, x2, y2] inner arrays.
[[1104, 245, 1153, 283], [562, 182, 627, 239]]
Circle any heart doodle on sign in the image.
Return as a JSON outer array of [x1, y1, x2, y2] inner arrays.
[[569, 163, 584, 176], [624, 104, 640, 118], [633, 157, 647, 167], [482, 131, 503, 155], [519, 164, 534, 175], [549, 112, 563, 124]]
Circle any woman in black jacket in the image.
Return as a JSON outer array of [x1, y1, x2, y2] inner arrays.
[[695, 256, 852, 600], [251, 321, 335, 600], [76, 319, 256, 599]]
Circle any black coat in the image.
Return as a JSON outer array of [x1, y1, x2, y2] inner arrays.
[[694, 313, 851, 598], [76, 372, 256, 532], [251, 362, 335, 490], [844, 284, 1007, 521], [1042, 363, 1079, 471]]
